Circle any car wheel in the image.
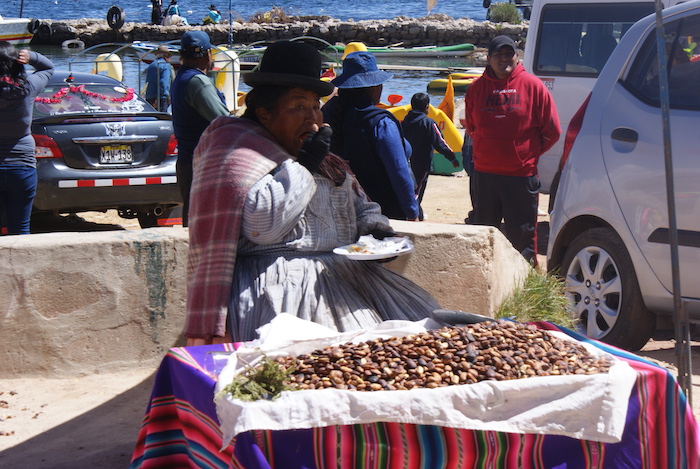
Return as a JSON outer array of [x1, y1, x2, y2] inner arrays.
[[560, 227, 656, 351]]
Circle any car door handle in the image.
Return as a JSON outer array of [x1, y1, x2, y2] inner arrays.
[[611, 127, 638, 143]]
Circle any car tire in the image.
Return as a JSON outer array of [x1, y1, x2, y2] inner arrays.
[[561, 227, 656, 351]]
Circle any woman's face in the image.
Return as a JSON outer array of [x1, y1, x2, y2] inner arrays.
[[257, 87, 323, 156]]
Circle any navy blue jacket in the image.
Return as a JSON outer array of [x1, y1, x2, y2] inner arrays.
[[401, 109, 455, 182], [323, 96, 418, 219]]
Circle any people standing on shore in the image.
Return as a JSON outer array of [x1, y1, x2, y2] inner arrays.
[[464, 35, 560, 263], [144, 45, 173, 112], [170, 31, 228, 226], [184, 40, 440, 345], [0, 43, 54, 235], [322, 51, 419, 221], [150, 0, 163, 25], [162, 0, 189, 26], [401, 92, 458, 221]]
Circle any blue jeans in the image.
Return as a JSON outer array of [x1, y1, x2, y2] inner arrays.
[[0, 165, 37, 235]]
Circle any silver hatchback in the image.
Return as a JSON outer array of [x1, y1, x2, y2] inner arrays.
[[548, 0, 700, 350]]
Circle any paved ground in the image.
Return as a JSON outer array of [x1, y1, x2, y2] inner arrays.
[[1, 173, 698, 468]]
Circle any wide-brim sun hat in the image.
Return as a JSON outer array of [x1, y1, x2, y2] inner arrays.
[[243, 40, 335, 97], [154, 45, 172, 58], [332, 51, 393, 89]]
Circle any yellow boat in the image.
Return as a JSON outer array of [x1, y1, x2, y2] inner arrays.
[[389, 103, 464, 175], [427, 70, 483, 93]]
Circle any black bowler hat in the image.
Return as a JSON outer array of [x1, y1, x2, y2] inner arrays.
[[243, 40, 335, 97]]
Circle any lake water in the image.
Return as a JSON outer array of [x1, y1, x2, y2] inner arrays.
[[6, 0, 488, 25], [9, 0, 488, 106], [27, 44, 480, 109]]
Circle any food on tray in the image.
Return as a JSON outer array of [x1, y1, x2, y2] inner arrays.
[[224, 321, 613, 399], [348, 244, 372, 254]]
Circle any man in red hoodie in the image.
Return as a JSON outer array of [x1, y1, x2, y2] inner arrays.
[[464, 35, 561, 263]]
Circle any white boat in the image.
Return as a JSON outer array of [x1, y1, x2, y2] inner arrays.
[[0, 14, 38, 45]]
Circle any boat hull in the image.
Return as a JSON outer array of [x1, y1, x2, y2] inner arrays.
[[331, 43, 475, 58], [0, 18, 34, 45]]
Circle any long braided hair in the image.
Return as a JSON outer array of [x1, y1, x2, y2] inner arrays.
[[243, 85, 361, 192], [0, 41, 28, 101]]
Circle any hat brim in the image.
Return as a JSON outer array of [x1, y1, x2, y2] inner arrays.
[[243, 72, 335, 97], [331, 69, 393, 89]]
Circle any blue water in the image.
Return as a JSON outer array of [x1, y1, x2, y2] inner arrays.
[[9, 0, 486, 107], [6, 0, 488, 24]]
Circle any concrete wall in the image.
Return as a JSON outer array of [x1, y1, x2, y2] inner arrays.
[[0, 224, 529, 378]]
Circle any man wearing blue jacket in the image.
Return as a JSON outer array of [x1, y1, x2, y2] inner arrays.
[[401, 93, 458, 220]]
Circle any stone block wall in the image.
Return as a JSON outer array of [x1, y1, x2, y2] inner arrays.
[[0, 224, 529, 378], [31, 17, 528, 49]]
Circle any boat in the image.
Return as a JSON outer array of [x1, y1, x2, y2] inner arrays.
[[0, 14, 39, 45], [427, 69, 484, 92], [330, 43, 475, 58]]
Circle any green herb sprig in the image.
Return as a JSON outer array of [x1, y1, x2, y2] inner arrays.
[[220, 355, 296, 402]]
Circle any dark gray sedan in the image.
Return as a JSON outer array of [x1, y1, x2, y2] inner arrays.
[[31, 71, 181, 228]]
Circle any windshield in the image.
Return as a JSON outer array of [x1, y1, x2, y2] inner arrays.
[[33, 83, 150, 118]]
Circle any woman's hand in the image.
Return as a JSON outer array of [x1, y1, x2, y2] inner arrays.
[[16, 50, 30, 65], [297, 125, 332, 173]]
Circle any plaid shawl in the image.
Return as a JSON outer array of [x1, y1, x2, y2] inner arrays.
[[185, 117, 290, 339]]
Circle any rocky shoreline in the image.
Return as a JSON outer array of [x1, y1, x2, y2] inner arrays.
[[30, 15, 528, 49]]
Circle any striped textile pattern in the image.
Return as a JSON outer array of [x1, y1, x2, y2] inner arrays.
[[130, 325, 700, 469]]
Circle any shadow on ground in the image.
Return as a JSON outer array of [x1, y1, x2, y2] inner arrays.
[[30, 213, 125, 233], [0, 373, 155, 469]]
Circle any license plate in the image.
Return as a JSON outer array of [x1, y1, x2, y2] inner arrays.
[[100, 145, 133, 163]]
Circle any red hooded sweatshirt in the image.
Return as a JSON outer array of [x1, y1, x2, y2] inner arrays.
[[464, 63, 561, 177]]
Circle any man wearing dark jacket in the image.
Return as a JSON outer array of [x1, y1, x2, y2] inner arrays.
[[401, 92, 458, 220], [171, 30, 229, 226]]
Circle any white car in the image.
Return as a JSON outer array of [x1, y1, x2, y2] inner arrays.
[[547, 0, 700, 351]]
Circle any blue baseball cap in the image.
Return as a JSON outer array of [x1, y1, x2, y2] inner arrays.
[[332, 51, 393, 89], [181, 31, 213, 58]]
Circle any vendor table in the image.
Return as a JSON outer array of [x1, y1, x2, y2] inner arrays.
[[130, 324, 699, 469]]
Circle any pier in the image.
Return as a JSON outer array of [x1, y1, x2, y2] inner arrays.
[[29, 16, 528, 49]]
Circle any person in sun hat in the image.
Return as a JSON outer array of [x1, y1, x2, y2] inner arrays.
[[184, 40, 440, 345], [144, 44, 173, 112], [322, 50, 419, 221], [464, 35, 561, 263], [170, 30, 229, 226]]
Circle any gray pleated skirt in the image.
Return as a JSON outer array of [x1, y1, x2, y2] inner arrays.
[[228, 252, 441, 342]]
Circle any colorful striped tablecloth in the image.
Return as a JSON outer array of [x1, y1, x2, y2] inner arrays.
[[130, 324, 699, 469]]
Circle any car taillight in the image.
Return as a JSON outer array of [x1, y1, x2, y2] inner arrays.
[[166, 134, 178, 157], [33, 134, 64, 159], [560, 93, 591, 170]]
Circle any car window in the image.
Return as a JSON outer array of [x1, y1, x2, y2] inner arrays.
[[534, 3, 655, 76], [626, 13, 700, 109], [33, 83, 148, 118]]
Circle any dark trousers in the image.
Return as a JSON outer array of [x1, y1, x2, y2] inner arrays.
[[471, 170, 540, 263], [0, 165, 37, 235], [148, 97, 170, 113], [176, 158, 192, 227], [414, 170, 429, 221]]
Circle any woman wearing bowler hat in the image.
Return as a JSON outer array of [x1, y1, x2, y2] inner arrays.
[[185, 40, 439, 345], [323, 51, 419, 221]]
